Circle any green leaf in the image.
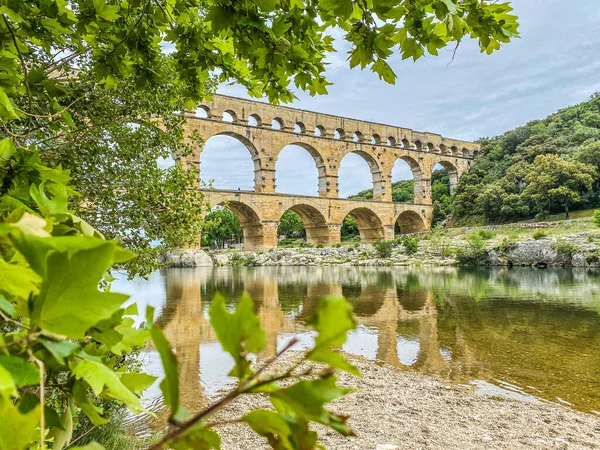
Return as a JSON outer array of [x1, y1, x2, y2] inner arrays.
[[0, 258, 40, 303], [0, 397, 39, 450], [146, 306, 180, 417], [0, 364, 17, 398], [71, 357, 144, 414], [39, 337, 80, 364], [10, 234, 133, 338], [209, 293, 265, 380], [119, 372, 157, 395], [47, 404, 73, 450], [0, 356, 40, 388], [242, 410, 293, 448], [18, 392, 64, 430], [0, 138, 16, 167], [0, 88, 20, 120], [172, 425, 221, 450], [372, 58, 397, 85], [271, 376, 354, 436], [72, 380, 108, 426]]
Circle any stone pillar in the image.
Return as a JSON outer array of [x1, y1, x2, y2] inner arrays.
[[383, 224, 395, 241], [375, 169, 393, 202], [257, 168, 276, 193], [259, 220, 279, 251], [327, 223, 342, 244], [319, 175, 339, 198], [414, 175, 432, 204]]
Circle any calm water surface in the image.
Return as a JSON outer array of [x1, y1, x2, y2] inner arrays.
[[114, 266, 600, 430]]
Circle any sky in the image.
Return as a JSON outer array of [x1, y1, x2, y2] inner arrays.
[[200, 0, 600, 197]]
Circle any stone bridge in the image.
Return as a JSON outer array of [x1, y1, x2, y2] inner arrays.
[[181, 94, 479, 250]]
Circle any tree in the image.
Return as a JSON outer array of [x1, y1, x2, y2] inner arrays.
[[524, 155, 597, 218], [0, 0, 520, 448], [202, 208, 244, 248], [277, 210, 305, 237], [341, 215, 359, 240]]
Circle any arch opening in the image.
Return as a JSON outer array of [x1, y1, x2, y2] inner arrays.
[[275, 143, 325, 196], [271, 117, 284, 130], [293, 122, 306, 134], [200, 133, 262, 191], [195, 105, 210, 119], [387, 136, 396, 146], [371, 134, 381, 145], [460, 147, 468, 157], [401, 138, 410, 149], [222, 110, 237, 123], [431, 162, 455, 225], [334, 128, 344, 140], [201, 206, 244, 249], [342, 207, 384, 243], [314, 125, 326, 137], [395, 210, 426, 235], [338, 151, 384, 200], [472, 150, 479, 158], [414, 140, 422, 151], [352, 131, 364, 143], [391, 157, 421, 203], [248, 114, 262, 127], [279, 204, 329, 246]]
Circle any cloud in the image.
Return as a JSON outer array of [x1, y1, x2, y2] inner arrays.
[[203, 0, 600, 196]]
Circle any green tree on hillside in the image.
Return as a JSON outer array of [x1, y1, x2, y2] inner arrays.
[[524, 155, 597, 218]]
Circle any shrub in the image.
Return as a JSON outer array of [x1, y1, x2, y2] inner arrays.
[[401, 236, 420, 255], [532, 230, 547, 240], [373, 238, 393, 258], [230, 251, 257, 266], [468, 229, 495, 240], [594, 210, 600, 227], [494, 238, 516, 253], [455, 234, 488, 265], [552, 239, 578, 261]]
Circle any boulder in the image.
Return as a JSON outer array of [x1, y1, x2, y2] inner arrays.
[[493, 239, 570, 267], [159, 248, 214, 267]]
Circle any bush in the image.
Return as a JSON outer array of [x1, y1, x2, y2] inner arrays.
[[278, 238, 312, 248], [401, 236, 419, 255], [468, 229, 495, 240], [594, 210, 600, 227], [552, 239, 578, 261], [532, 230, 547, 240], [230, 251, 257, 266], [455, 234, 488, 265], [373, 238, 393, 258], [494, 237, 516, 253]]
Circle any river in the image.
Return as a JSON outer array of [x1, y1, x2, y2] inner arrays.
[[113, 266, 600, 433]]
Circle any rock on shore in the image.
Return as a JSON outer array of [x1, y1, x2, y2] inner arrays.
[[158, 248, 214, 267]]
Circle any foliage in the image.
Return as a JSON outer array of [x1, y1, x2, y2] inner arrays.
[[469, 229, 495, 240], [373, 239, 393, 258], [454, 94, 600, 224], [0, 141, 155, 450], [202, 208, 244, 248], [229, 251, 258, 266], [552, 239, 578, 262], [532, 230, 548, 240], [277, 211, 304, 237], [278, 238, 313, 248], [594, 210, 600, 227], [455, 233, 488, 265], [341, 215, 359, 240], [151, 294, 358, 449], [399, 236, 419, 255]]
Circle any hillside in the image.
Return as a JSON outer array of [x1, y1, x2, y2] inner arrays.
[[452, 94, 600, 224]]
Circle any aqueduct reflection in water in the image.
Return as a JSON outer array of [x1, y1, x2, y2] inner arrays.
[[120, 266, 600, 427]]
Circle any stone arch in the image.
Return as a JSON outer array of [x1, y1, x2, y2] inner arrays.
[[393, 155, 425, 203], [217, 200, 265, 251], [202, 132, 263, 191], [371, 134, 382, 145], [294, 122, 306, 134], [427, 142, 436, 153], [433, 159, 459, 194], [196, 105, 211, 118], [460, 148, 468, 157], [395, 210, 426, 234], [440, 144, 448, 155], [314, 125, 326, 137], [281, 204, 330, 245], [352, 131, 364, 142], [387, 136, 396, 146], [414, 140, 422, 151], [275, 142, 328, 196], [343, 207, 384, 243], [248, 113, 262, 127], [222, 110, 237, 123], [271, 117, 284, 130], [334, 128, 345, 140], [339, 150, 385, 199], [401, 138, 410, 149], [472, 150, 479, 158]]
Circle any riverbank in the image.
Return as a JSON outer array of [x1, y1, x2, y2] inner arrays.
[[164, 217, 600, 267], [212, 354, 600, 449]]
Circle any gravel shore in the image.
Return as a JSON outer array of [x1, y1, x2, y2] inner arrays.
[[213, 354, 600, 449]]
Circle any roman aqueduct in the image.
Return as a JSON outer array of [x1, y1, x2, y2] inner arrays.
[[180, 94, 479, 250]]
